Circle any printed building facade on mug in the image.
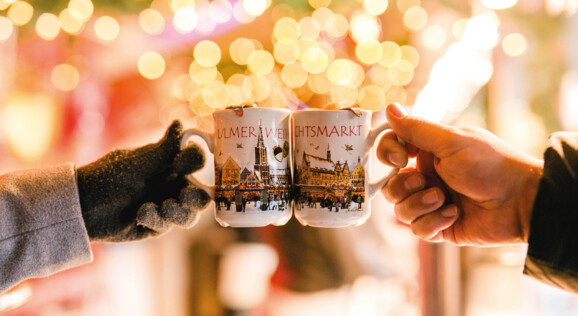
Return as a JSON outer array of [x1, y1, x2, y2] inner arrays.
[[214, 122, 291, 211]]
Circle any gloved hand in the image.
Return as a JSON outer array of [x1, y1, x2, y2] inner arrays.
[[77, 120, 210, 242]]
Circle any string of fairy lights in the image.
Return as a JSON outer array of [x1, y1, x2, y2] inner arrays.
[[0, 0, 541, 119]]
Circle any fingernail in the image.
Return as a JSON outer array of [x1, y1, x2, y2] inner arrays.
[[404, 174, 422, 190], [441, 205, 458, 218], [421, 189, 438, 204], [387, 103, 408, 119], [388, 152, 404, 167]]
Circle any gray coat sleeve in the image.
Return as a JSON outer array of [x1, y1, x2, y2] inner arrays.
[[0, 163, 93, 293]]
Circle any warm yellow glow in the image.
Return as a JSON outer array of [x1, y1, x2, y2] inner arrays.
[[0, 16, 14, 41], [422, 25, 446, 49], [51, 64, 80, 91], [281, 62, 308, 88], [502, 33, 526, 56], [364, 0, 388, 15], [59, 9, 84, 34], [452, 18, 468, 40], [94, 16, 119, 41], [350, 11, 380, 42], [2, 93, 60, 161], [194, 40, 221, 67], [312, 7, 333, 30], [463, 14, 499, 50], [327, 59, 356, 86], [401, 45, 420, 68], [330, 85, 358, 107], [0, 0, 10, 10], [68, 0, 93, 23], [210, 0, 233, 23], [189, 61, 219, 84], [172, 74, 195, 101], [7, 1, 33, 26], [367, 65, 389, 86], [139, 8, 165, 35], [173, 7, 198, 33], [249, 74, 271, 101], [138, 51, 166, 80], [299, 16, 320, 39], [355, 39, 382, 64], [196, 6, 217, 35], [233, 0, 255, 23], [243, 0, 269, 16], [230, 37, 256, 65], [397, 0, 421, 13], [274, 38, 300, 65], [202, 80, 229, 109], [36, 13, 60, 40], [388, 67, 414, 86], [170, 0, 195, 12], [308, 72, 330, 94], [226, 74, 253, 104], [378, 41, 402, 67], [358, 85, 386, 111], [326, 13, 348, 38], [248, 50, 275, 75], [403, 6, 427, 31], [318, 41, 335, 61], [481, 0, 518, 10], [386, 86, 408, 105], [308, 0, 331, 9], [274, 17, 299, 41], [301, 47, 329, 74]]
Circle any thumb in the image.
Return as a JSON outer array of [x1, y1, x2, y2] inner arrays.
[[385, 103, 459, 156]]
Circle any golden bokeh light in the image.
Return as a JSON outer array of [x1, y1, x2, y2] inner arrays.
[[401, 45, 420, 68], [502, 32, 526, 56], [196, 6, 217, 35], [189, 61, 219, 85], [249, 74, 271, 101], [350, 11, 380, 42], [403, 6, 427, 31], [248, 50, 275, 75], [386, 86, 408, 104], [481, 0, 518, 10], [172, 74, 195, 101], [94, 16, 120, 41], [422, 25, 447, 49], [274, 17, 299, 41], [355, 39, 382, 64], [226, 74, 253, 104], [327, 59, 356, 86], [463, 14, 499, 50], [233, 0, 255, 23], [139, 8, 165, 35], [170, 0, 195, 13], [308, 72, 330, 94], [281, 62, 308, 88], [299, 16, 320, 39], [358, 85, 386, 111], [312, 7, 333, 30], [274, 38, 300, 65], [243, 0, 269, 16], [301, 47, 329, 74], [138, 51, 166, 80], [51, 63, 80, 91], [271, 3, 295, 22], [36, 13, 60, 40], [202, 80, 230, 109], [397, 0, 421, 13], [364, 0, 388, 15], [68, 0, 93, 23], [388, 67, 414, 86], [59, 8, 84, 34], [194, 40, 221, 67], [189, 90, 215, 116], [7, 1, 33, 26], [330, 85, 358, 107], [378, 41, 402, 67], [210, 0, 233, 23], [452, 18, 468, 40], [173, 7, 197, 33], [230, 37, 256, 65], [0, 0, 10, 10], [326, 13, 348, 38], [0, 16, 13, 41], [308, 0, 331, 9], [367, 65, 390, 86]]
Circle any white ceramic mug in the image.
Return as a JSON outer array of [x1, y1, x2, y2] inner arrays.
[[181, 107, 292, 227], [293, 108, 399, 228]]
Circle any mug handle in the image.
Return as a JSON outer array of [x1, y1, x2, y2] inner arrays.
[[181, 129, 215, 200], [367, 122, 401, 200]]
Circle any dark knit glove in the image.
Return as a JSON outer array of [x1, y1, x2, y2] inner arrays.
[[77, 120, 210, 242]]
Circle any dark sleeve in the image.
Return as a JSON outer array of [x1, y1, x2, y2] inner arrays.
[[524, 132, 578, 292]]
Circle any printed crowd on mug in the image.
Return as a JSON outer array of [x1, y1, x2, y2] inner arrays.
[[181, 104, 399, 228]]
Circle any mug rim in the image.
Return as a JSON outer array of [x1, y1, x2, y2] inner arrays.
[[213, 107, 292, 115]]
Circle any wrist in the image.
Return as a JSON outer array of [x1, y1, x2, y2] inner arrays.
[[518, 159, 544, 243]]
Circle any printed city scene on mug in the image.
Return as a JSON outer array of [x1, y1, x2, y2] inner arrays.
[[295, 138, 366, 213], [214, 121, 291, 214]]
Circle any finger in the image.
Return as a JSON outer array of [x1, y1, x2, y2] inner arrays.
[[385, 103, 460, 157], [180, 185, 211, 210], [410, 204, 459, 240], [376, 130, 408, 168], [381, 170, 425, 203], [393, 187, 445, 224], [174, 144, 206, 174], [136, 202, 172, 234], [162, 199, 200, 228]]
